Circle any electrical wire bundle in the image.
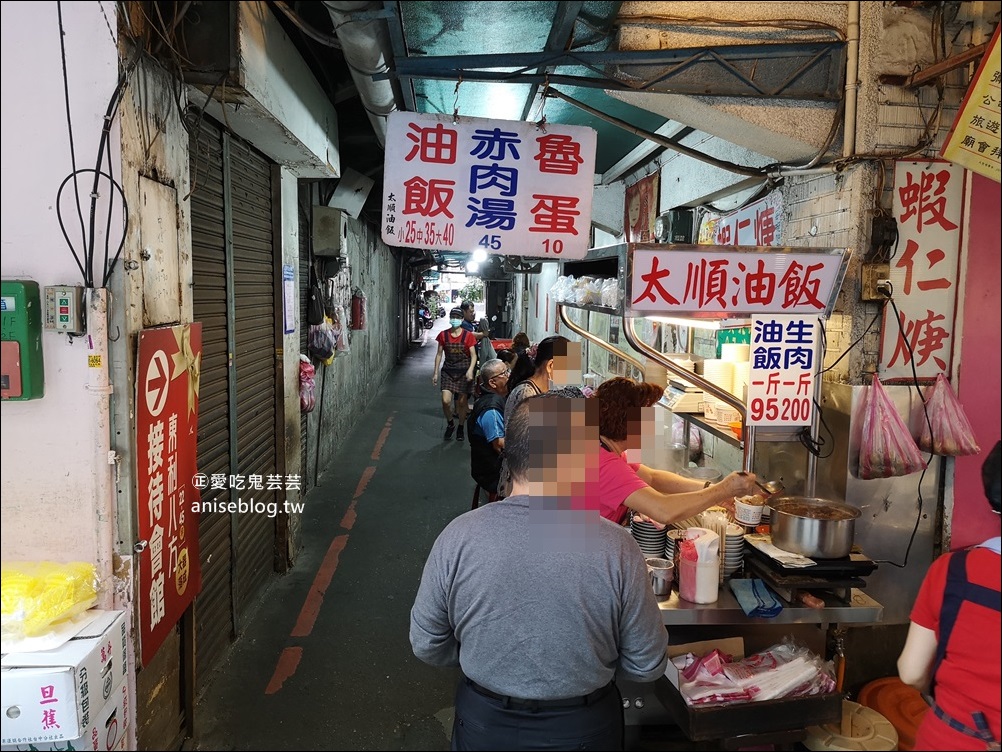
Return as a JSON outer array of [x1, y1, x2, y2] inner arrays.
[[55, 1, 136, 290]]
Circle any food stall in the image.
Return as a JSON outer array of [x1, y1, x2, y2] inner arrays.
[[556, 243, 897, 745]]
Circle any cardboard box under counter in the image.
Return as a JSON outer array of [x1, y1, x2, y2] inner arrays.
[[656, 637, 841, 742]]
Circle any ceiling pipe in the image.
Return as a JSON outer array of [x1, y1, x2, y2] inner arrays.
[[323, 1, 399, 147]]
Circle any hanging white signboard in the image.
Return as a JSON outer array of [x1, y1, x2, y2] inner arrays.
[[747, 315, 819, 427], [381, 111, 597, 259], [878, 160, 966, 381]]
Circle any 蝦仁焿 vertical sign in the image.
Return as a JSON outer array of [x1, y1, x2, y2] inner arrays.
[[879, 161, 966, 381], [747, 315, 819, 427], [381, 111, 597, 259], [137, 323, 203, 666]]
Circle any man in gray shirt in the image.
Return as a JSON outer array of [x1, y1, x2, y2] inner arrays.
[[410, 392, 668, 751]]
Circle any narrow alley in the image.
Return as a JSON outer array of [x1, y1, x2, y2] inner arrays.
[[192, 321, 466, 751]]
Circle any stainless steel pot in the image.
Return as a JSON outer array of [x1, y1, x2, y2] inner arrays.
[[769, 497, 860, 559]]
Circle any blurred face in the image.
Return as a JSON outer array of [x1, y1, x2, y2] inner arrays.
[[463, 307, 476, 322], [623, 405, 657, 461], [526, 398, 599, 497], [549, 341, 583, 386]]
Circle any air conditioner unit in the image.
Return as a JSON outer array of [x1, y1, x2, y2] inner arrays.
[[654, 208, 696, 244], [312, 206, 347, 257]]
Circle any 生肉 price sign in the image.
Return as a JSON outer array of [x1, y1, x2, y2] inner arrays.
[[381, 111, 596, 259], [747, 315, 819, 427]]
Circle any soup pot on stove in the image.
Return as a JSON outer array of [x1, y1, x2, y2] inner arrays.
[[769, 496, 860, 559]]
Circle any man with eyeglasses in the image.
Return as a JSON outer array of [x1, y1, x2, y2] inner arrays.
[[468, 359, 510, 506]]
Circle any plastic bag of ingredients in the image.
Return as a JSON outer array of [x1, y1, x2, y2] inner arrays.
[[548, 275, 574, 303], [1, 561, 98, 641], [858, 378, 927, 479], [308, 320, 336, 361], [332, 307, 350, 355], [600, 278, 621, 309], [917, 373, 980, 456], [673, 637, 835, 706], [571, 276, 598, 305]]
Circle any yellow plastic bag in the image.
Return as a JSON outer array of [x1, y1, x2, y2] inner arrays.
[[1, 561, 98, 639]]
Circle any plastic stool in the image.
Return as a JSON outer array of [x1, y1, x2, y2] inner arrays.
[[804, 699, 898, 751], [857, 677, 929, 751]]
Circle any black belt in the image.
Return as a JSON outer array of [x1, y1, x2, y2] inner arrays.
[[463, 677, 614, 710]]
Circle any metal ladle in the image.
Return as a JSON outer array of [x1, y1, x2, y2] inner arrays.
[[738, 472, 784, 497], [755, 479, 785, 496]]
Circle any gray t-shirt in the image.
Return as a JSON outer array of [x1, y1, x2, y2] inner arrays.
[[409, 495, 669, 700]]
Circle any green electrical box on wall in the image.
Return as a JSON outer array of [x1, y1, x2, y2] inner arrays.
[[1, 280, 45, 400]]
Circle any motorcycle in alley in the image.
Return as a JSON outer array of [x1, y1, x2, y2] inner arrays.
[[417, 306, 434, 330]]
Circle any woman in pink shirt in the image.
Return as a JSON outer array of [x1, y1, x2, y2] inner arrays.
[[591, 377, 760, 526]]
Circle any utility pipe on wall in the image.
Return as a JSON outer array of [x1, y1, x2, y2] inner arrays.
[[843, 1, 861, 158], [85, 288, 117, 609], [323, 1, 398, 147]]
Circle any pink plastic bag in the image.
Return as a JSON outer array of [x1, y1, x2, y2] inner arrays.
[[917, 373, 980, 456], [299, 356, 316, 413], [859, 378, 927, 479]]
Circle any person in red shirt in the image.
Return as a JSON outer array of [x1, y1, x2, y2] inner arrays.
[[432, 308, 478, 441], [898, 440, 1001, 751], [585, 377, 760, 526]]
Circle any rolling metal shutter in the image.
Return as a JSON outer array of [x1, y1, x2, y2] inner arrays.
[[228, 137, 278, 609], [189, 119, 278, 690], [190, 118, 235, 684]]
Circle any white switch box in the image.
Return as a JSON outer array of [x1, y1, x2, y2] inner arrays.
[[44, 286, 85, 334]]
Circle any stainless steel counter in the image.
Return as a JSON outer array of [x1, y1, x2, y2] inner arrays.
[[657, 587, 883, 626]]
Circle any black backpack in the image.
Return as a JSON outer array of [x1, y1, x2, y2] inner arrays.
[[307, 280, 325, 326]]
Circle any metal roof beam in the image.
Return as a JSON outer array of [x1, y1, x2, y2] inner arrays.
[[377, 42, 845, 100], [519, 1, 584, 122]]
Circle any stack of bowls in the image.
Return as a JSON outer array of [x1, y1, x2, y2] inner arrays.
[[723, 523, 746, 576], [631, 515, 668, 557]]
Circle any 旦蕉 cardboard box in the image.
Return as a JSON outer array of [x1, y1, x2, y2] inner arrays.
[[1, 678, 129, 751], [655, 637, 841, 742], [1, 611, 128, 745]]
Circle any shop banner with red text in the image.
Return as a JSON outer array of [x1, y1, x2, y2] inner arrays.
[[879, 161, 967, 381], [137, 324, 202, 666], [628, 246, 849, 318], [381, 111, 596, 259], [698, 191, 785, 246]]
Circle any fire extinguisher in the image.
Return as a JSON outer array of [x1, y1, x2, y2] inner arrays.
[[350, 287, 366, 331]]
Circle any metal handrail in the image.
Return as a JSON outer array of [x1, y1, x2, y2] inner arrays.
[[622, 315, 754, 472], [557, 303, 645, 375]]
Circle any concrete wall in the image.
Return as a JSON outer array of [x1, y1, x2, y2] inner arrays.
[[278, 169, 303, 562], [198, 1, 340, 178], [305, 220, 401, 488], [0, 2, 120, 576]]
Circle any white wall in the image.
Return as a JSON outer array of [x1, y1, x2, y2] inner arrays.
[[0, 2, 120, 573]]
